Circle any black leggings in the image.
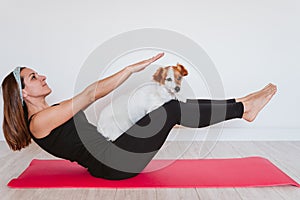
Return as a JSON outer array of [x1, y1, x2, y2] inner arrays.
[[91, 98, 244, 180]]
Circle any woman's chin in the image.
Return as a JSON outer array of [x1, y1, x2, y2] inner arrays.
[[46, 89, 52, 96]]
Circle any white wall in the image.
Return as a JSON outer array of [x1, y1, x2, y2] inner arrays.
[[1, 0, 299, 141]]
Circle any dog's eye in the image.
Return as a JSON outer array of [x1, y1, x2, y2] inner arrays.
[[166, 78, 172, 81], [177, 77, 182, 81]]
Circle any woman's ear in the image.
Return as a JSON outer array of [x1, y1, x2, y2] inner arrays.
[[22, 89, 28, 99]]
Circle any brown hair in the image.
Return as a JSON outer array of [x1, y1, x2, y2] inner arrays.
[[2, 68, 31, 151]]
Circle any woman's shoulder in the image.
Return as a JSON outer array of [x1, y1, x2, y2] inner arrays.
[[28, 103, 59, 124], [28, 100, 77, 139]]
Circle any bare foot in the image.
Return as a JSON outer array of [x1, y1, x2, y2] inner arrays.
[[236, 83, 277, 122]]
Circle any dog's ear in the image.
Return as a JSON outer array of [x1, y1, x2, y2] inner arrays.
[[176, 63, 188, 76], [153, 67, 166, 85]]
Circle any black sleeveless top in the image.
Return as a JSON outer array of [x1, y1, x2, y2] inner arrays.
[[28, 107, 111, 175]]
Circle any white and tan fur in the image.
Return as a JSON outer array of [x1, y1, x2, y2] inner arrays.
[[97, 64, 188, 141]]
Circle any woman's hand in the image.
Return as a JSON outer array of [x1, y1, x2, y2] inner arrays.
[[127, 52, 164, 73]]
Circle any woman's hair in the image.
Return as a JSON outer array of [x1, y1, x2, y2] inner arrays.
[[2, 67, 31, 151]]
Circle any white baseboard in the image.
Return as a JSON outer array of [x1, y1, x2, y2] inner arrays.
[[166, 127, 300, 141]]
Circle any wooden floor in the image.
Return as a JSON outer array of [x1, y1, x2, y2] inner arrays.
[[1, 141, 300, 200]]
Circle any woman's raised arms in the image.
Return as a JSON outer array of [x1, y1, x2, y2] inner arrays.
[[28, 53, 164, 138]]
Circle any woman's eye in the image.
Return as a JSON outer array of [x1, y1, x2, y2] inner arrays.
[[31, 75, 36, 80]]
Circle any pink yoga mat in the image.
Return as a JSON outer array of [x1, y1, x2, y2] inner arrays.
[[7, 157, 299, 188]]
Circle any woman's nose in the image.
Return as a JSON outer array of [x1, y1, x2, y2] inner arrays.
[[40, 75, 46, 81]]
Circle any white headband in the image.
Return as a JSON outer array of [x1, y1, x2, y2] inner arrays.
[[13, 67, 24, 106]]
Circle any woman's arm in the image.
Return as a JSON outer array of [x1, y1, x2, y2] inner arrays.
[[83, 52, 165, 106], [29, 53, 164, 138]]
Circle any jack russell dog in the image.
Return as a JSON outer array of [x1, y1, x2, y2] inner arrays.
[[97, 64, 188, 141]]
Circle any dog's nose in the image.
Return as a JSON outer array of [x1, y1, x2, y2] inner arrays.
[[175, 86, 180, 92]]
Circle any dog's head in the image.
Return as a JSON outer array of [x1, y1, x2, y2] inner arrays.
[[153, 63, 188, 93]]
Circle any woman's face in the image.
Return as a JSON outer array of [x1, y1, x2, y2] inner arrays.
[[20, 68, 52, 101]]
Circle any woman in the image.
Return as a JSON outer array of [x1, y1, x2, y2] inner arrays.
[[2, 53, 277, 180]]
